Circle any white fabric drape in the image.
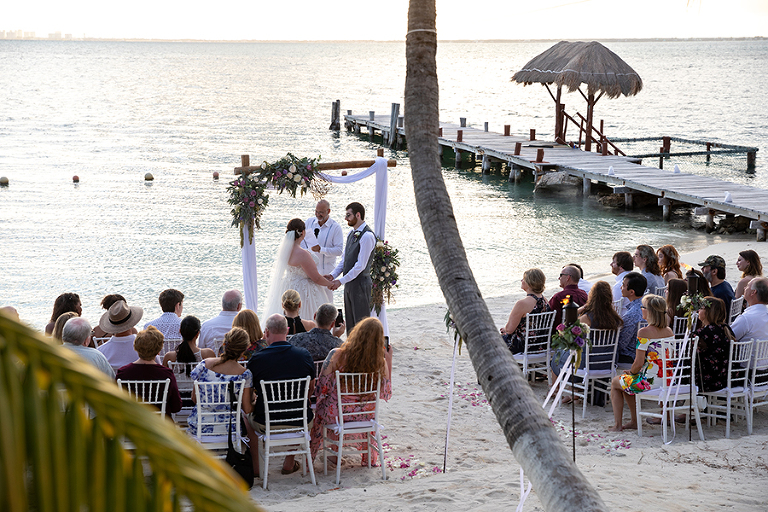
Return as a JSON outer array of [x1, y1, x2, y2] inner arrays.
[[241, 157, 391, 334], [319, 156, 390, 335]]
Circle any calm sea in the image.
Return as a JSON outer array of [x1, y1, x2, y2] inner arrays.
[[1, 40, 766, 330]]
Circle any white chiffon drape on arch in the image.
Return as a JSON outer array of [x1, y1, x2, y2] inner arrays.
[[240, 156, 390, 335]]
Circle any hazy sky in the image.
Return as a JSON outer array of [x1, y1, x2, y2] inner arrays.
[[3, 0, 766, 40]]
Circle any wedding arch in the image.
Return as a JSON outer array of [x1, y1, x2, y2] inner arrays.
[[230, 152, 397, 333]]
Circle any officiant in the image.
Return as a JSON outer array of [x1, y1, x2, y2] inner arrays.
[[301, 199, 344, 303]]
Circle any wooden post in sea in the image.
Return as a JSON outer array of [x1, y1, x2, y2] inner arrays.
[[514, 142, 521, 156], [706, 142, 712, 161], [658, 198, 673, 221], [460, 117, 467, 128], [530, 129, 536, 141], [582, 177, 591, 196], [662, 136, 671, 155], [457, 130, 463, 142], [658, 147, 664, 170], [484, 122, 489, 132], [388, 103, 400, 149], [747, 150, 756, 168], [482, 154, 491, 174], [750, 221, 767, 242], [329, 100, 341, 130], [504, 125, 511, 136]]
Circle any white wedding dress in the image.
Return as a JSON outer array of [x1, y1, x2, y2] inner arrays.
[[262, 232, 328, 321]]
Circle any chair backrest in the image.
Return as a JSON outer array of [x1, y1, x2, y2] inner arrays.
[[523, 311, 556, 356], [92, 337, 110, 348], [259, 377, 311, 435], [657, 336, 695, 389], [193, 380, 245, 439], [750, 339, 768, 387], [672, 316, 689, 339], [212, 338, 225, 356], [168, 361, 197, 392], [729, 296, 745, 325], [612, 298, 623, 314], [335, 372, 381, 428], [161, 338, 183, 358], [314, 360, 324, 377], [637, 319, 648, 330], [725, 339, 753, 389], [584, 329, 619, 371], [117, 378, 171, 415], [654, 285, 668, 297]]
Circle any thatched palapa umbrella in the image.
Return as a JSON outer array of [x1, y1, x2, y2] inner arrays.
[[512, 41, 642, 151]]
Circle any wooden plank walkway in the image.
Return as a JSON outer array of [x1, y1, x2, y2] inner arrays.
[[344, 114, 768, 232]]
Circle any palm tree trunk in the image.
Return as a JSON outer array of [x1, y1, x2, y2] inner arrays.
[[404, 1, 607, 509]]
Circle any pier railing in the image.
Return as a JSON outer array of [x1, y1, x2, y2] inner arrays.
[[561, 111, 626, 157]]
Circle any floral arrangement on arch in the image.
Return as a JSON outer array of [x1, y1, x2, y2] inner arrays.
[[552, 320, 591, 369], [227, 153, 327, 246], [371, 239, 400, 314]]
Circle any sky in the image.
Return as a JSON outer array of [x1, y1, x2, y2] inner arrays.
[[2, 0, 766, 41]]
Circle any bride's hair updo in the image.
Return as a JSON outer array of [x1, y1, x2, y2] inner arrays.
[[286, 218, 305, 240]]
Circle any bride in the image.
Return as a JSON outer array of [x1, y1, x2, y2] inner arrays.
[[263, 218, 334, 321]]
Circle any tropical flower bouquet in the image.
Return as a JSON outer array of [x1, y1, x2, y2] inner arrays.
[[551, 320, 591, 369], [371, 239, 400, 314], [679, 292, 710, 329]]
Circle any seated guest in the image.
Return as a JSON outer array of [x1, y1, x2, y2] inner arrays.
[[144, 288, 185, 340], [699, 255, 734, 313], [500, 268, 551, 354], [61, 317, 115, 378], [309, 317, 392, 465], [694, 297, 733, 392], [549, 265, 588, 328], [188, 327, 253, 435], [610, 251, 634, 315], [199, 289, 242, 352], [735, 250, 763, 299], [97, 300, 148, 371], [52, 311, 79, 343], [282, 289, 316, 335], [92, 294, 136, 340], [45, 292, 81, 335], [657, 245, 683, 284], [246, 314, 315, 476], [232, 309, 266, 360], [116, 326, 182, 417], [665, 278, 689, 327], [290, 303, 344, 361], [634, 245, 665, 295], [617, 272, 647, 365], [568, 262, 592, 293], [0, 306, 19, 320], [731, 277, 768, 343], [162, 315, 215, 370]]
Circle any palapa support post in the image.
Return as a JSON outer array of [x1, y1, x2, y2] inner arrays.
[[585, 93, 595, 152], [388, 103, 400, 149], [460, 117, 467, 128], [504, 125, 511, 136], [514, 142, 522, 156], [601, 136, 608, 156], [329, 100, 341, 131]]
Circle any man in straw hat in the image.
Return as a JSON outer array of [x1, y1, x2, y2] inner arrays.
[[97, 300, 155, 371]]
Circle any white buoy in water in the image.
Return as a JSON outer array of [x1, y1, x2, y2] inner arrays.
[[145, 173, 154, 181]]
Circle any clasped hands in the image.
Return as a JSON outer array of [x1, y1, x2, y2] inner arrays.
[[323, 274, 341, 290]]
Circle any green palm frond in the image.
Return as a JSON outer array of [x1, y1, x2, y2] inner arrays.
[[0, 311, 263, 512]]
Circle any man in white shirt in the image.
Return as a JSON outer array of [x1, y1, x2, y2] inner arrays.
[[63, 317, 115, 378], [610, 251, 633, 315], [143, 288, 184, 340], [326, 202, 376, 334], [199, 289, 242, 352], [302, 200, 344, 303], [97, 300, 146, 371], [731, 277, 768, 343]]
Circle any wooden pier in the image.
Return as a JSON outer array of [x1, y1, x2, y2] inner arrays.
[[341, 108, 766, 241]]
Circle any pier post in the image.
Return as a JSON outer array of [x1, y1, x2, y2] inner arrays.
[[662, 136, 671, 155], [388, 103, 400, 148], [748, 151, 756, 168], [530, 129, 536, 141], [658, 198, 673, 221], [514, 142, 521, 156], [457, 130, 463, 142], [504, 125, 511, 136], [369, 111, 375, 121], [482, 154, 491, 174], [706, 210, 716, 232], [513, 166, 522, 183], [438, 127, 443, 137], [658, 147, 664, 169], [751, 221, 767, 242], [484, 122, 489, 132], [624, 193, 633, 209], [706, 142, 712, 161], [329, 100, 341, 130], [460, 117, 467, 128], [536, 149, 544, 162], [582, 177, 591, 196], [454, 149, 462, 168]]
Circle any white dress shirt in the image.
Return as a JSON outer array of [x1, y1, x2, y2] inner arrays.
[[301, 217, 344, 275], [612, 270, 630, 316], [198, 310, 238, 352], [731, 303, 768, 342], [143, 312, 182, 340], [331, 222, 376, 285]]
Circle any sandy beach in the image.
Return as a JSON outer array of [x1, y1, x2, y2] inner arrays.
[[248, 239, 768, 510]]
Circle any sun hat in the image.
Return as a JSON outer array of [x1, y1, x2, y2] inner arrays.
[[99, 300, 143, 334], [698, 255, 726, 269]]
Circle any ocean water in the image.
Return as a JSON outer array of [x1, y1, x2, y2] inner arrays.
[[1, 40, 766, 330]]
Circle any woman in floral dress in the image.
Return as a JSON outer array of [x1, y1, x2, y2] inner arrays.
[[694, 297, 733, 392], [309, 317, 392, 465], [609, 295, 673, 432]]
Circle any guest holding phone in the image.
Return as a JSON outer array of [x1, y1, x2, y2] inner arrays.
[[288, 303, 344, 362]]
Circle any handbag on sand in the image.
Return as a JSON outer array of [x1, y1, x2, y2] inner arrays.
[[226, 380, 254, 488]]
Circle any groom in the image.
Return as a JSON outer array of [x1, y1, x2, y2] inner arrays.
[[326, 202, 376, 335]]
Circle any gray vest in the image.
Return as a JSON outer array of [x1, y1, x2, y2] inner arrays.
[[343, 224, 374, 280]]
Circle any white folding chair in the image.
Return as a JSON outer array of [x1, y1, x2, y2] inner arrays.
[[654, 285, 668, 296], [322, 372, 386, 485], [160, 338, 183, 358], [672, 316, 689, 339], [612, 298, 624, 314], [92, 337, 110, 348], [571, 329, 619, 418], [636, 336, 705, 442], [512, 310, 556, 385], [729, 296, 745, 325], [747, 339, 768, 435], [700, 338, 753, 438], [117, 378, 171, 416], [190, 380, 247, 457], [212, 337, 225, 356], [257, 377, 316, 490], [169, 362, 197, 424]]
